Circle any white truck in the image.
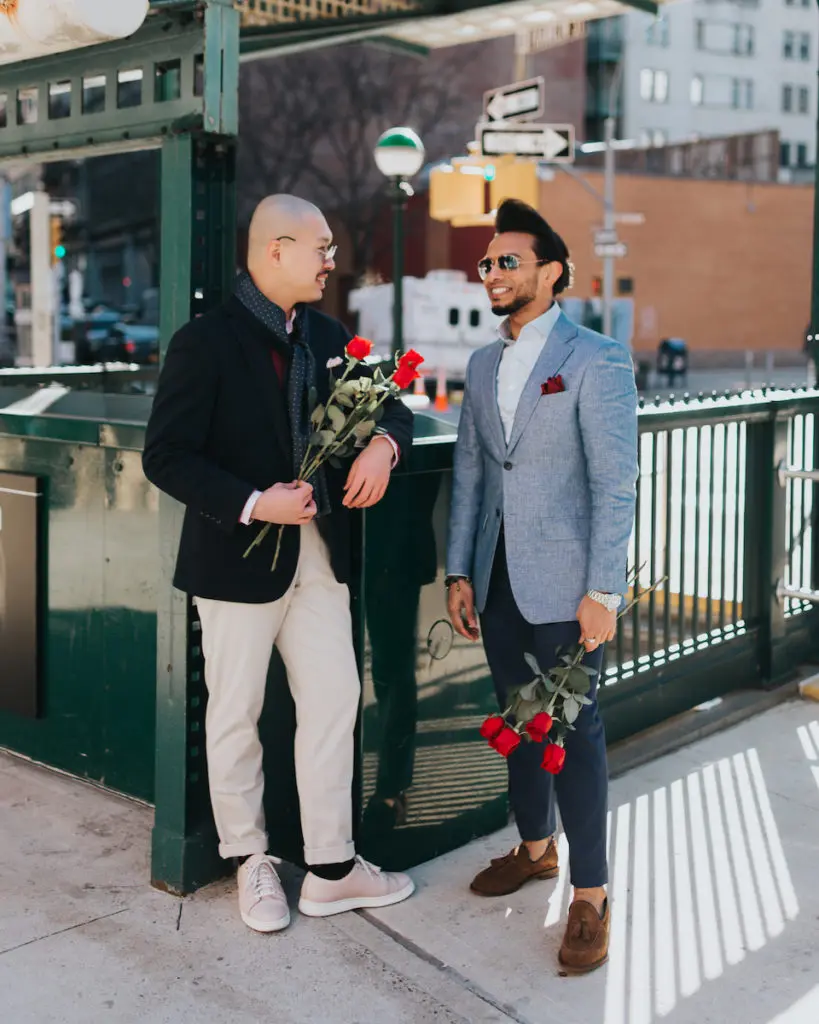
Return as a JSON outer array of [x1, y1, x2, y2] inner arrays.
[[348, 270, 493, 382], [348, 271, 635, 384]]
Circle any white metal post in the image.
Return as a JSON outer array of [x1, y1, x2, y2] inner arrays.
[[30, 190, 53, 368]]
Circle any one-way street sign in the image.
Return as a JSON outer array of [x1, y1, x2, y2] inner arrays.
[[478, 123, 575, 163], [483, 77, 544, 123]]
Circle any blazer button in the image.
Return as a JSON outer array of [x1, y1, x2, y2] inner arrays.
[[503, 461, 513, 470]]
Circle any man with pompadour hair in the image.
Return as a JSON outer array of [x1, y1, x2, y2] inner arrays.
[[446, 198, 638, 973]]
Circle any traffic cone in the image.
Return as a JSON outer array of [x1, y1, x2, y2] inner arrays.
[[434, 366, 449, 412]]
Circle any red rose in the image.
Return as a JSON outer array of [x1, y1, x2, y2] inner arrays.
[[346, 335, 373, 361], [479, 715, 506, 741], [490, 726, 521, 758], [541, 374, 565, 395], [392, 364, 420, 390], [525, 712, 554, 743], [541, 743, 566, 774], [398, 349, 424, 371]]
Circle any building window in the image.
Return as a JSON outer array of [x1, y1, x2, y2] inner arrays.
[[799, 33, 811, 61], [732, 78, 754, 109], [448, 308, 459, 326], [640, 68, 669, 103], [469, 310, 481, 328], [646, 15, 669, 46], [799, 86, 810, 114], [690, 75, 704, 106], [782, 84, 793, 112], [780, 141, 791, 167], [734, 24, 754, 56], [639, 128, 667, 147], [796, 143, 809, 168], [783, 31, 795, 59]]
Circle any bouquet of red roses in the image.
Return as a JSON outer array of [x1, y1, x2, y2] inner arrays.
[[479, 570, 666, 774], [244, 336, 424, 570]]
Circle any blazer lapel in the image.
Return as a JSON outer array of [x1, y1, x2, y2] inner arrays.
[[475, 340, 506, 461], [506, 313, 577, 454], [229, 308, 292, 464]]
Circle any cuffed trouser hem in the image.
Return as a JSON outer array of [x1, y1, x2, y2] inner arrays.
[[569, 871, 609, 889], [304, 840, 356, 866], [218, 836, 270, 859]]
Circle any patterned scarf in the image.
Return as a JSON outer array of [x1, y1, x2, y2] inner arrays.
[[234, 271, 331, 518]]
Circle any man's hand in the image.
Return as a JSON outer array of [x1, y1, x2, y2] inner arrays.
[[342, 436, 394, 508], [448, 579, 480, 642], [576, 595, 616, 652], [252, 481, 316, 525]]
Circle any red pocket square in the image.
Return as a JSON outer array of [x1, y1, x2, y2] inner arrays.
[[541, 375, 565, 395]]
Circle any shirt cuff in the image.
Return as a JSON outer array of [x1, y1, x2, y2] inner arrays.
[[373, 430, 400, 467], [240, 489, 262, 525]]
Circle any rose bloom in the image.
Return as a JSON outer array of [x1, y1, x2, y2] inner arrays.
[[479, 715, 505, 741], [541, 743, 566, 774], [525, 712, 554, 743], [399, 349, 424, 371], [346, 335, 373, 361], [393, 364, 420, 390], [491, 726, 521, 758]]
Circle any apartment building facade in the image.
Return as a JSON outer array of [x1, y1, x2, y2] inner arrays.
[[587, 0, 818, 173]]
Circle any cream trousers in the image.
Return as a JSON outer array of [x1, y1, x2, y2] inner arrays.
[[195, 522, 360, 864]]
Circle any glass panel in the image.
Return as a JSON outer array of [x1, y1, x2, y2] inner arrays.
[[117, 69, 143, 110], [0, 94, 7, 130], [48, 81, 71, 121], [154, 60, 182, 103], [82, 75, 106, 115], [17, 87, 38, 125]]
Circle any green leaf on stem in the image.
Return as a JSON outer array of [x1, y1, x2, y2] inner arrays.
[[354, 419, 376, 440], [335, 393, 354, 409], [309, 430, 335, 448], [518, 680, 539, 702], [328, 456, 343, 470], [568, 669, 592, 694], [310, 404, 326, 428], [564, 697, 581, 724], [327, 405, 346, 432], [524, 652, 541, 677]]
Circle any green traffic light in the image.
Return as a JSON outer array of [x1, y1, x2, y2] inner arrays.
[[54, 245, 66, 259]]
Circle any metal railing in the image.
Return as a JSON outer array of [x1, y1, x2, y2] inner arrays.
[[599, 388, 819, 742]]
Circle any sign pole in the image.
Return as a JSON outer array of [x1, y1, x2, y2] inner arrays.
[[602, 115, 616, 339]]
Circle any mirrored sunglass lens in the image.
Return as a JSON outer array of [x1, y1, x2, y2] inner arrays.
[[498, 255, 520, 271], [478, 259, 492, 279]]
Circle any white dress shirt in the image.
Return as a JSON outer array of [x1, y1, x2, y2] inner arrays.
[[496, 302, 562, 444]]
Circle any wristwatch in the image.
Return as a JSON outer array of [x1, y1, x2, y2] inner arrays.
[[587, 589, 621, 612], [445, 574, 472, 589]]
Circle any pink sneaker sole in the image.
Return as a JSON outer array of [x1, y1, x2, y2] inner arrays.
[[298, 878, 415, 918]]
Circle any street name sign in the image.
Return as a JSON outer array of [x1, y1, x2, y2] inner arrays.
[[478, 123, 575, 163], [594, 241, 628, 259], [483, 77, 544, 122]]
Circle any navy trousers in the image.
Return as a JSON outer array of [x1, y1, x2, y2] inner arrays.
[[480, 531, 609, 888]]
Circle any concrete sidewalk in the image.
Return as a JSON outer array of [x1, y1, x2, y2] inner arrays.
[[3, 700, 819, 1024]]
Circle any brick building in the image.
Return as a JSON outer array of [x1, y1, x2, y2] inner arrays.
[[325, 171, 814, 362]]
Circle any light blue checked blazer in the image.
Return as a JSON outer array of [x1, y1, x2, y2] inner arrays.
[[446, 310, 639, 624]]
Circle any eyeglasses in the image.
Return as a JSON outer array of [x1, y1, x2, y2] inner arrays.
[[477, 255, 547, 281], [276, 235, 337, 262]]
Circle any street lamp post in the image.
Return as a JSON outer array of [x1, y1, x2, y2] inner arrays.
[[373, 127, 425, 358]]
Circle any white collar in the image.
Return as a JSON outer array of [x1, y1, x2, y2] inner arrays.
[[497, 301, 561, 345]]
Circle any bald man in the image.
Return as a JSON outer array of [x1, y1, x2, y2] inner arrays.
[[143, 195, 415, 933]]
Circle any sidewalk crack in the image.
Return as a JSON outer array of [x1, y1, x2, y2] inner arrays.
[[0, 908, 129, 957]]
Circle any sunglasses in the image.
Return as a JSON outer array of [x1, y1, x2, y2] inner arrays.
[[477, 255, 548, 281]]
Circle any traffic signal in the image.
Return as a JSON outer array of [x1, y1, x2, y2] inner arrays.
[[50, 216, 65, 264], [489, 160, 538, 211], [591, 276, 602, 297]]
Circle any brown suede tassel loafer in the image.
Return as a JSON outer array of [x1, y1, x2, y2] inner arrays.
[[470, 840, 559, 897], [558, 899, 610, 974]]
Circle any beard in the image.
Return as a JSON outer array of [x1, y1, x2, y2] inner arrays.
[[489, 280, 539, 317]]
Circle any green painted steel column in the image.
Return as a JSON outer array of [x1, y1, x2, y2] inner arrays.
[[392, 182, 406, 358], [152, 134, 237, 894]]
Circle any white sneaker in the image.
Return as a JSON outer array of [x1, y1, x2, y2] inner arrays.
[[237, 854, 291, 933], [298, 855, 415, 918]]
